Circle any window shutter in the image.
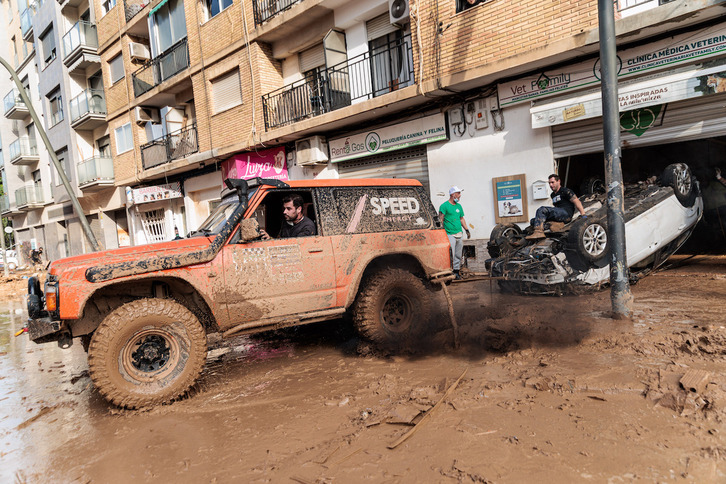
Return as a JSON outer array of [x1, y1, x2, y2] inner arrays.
[[299, 43, 325, 72], [212, 69, 242, 113], [367, 13, 398, 41]]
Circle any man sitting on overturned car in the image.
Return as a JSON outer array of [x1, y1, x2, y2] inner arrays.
[[261, 194, 316, 239], [526, 174, 587, 240]]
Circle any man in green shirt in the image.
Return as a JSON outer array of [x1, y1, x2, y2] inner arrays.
[[439, 186, 470, 280]]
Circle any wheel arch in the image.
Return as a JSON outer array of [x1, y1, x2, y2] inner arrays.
[[69, 276, 219, 337], [344, 252, 429, 309]]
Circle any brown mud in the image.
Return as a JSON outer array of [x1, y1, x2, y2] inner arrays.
[[1, 255, 725, 482]]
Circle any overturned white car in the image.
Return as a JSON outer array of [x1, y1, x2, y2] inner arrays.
[[487, 163, 702, 295]]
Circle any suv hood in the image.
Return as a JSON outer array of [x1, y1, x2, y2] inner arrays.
[[49, 237, 213, 278]]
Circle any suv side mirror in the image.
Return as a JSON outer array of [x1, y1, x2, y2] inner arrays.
[[238, 218, 261, 243]]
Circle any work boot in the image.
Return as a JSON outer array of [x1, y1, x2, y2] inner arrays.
[[548, 222, 566, 233], [526, 229, 546, 240]]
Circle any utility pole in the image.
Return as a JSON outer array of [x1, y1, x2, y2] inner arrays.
[[598, 0, 633, 318], [0, 57, 100, 252]]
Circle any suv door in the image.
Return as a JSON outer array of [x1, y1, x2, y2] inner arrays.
[[219, 189, 336, 325]]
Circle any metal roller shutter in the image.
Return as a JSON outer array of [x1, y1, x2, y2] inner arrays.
[[336, 145, 430, 192], [367, 13, 399, 41], [552, 94, 726, 158], [299, 44, 325, 72]]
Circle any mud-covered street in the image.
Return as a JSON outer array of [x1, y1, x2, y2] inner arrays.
[[1, 256, 725, 483]]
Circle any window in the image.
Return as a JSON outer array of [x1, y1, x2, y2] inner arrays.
[[101, 0, 117, 15], [109, 53, 124, 84], [39, 28, 57, 67], [114, 123, 133, 154], [211, 70, 242, 113], [369, 29, 413, 96], [54, 148, 69, 186], [151, 0, 187, 54], [456, 0, 486, 13], [204, 0, 233, 20], [47, 88, 64, 126], [97, 135, 111, 158]]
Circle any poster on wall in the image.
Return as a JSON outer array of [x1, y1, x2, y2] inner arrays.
[[132, 182, 183, 205], [221, 147, 288, 182], [492, 174, 528, 224]]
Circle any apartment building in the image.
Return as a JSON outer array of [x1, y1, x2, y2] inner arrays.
[[2, 0, 724, 263], [0, 0, 125, 265]]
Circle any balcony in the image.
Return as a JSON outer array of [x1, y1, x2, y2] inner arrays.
[[140, 123, 198, 170], [77, 156, 114, 191], [123, 0, 149, 22], [62, 21, 100, 73], [132, 38, 189, 98], [262, 34, 414, 130], [3, 90, 30, 120], [20, 4, 36, 41], [15, 185, 44, 210], [252, 0, 302, 25], [9, 138, 40, 165], [70, 90, 107, 130], [58, 0, 87, 12]]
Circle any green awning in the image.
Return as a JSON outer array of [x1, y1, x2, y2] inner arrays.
[[149, 0, 169, 16]]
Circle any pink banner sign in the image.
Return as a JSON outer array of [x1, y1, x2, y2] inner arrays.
[[222, 147, 288, 182]]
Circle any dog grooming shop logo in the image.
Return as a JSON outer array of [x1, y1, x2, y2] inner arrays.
[[365, 132, 381, 153]]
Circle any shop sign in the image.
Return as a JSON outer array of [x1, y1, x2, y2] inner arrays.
[[328, 114, 447, 163], [495, 179, 524, 218], [131, 182, 182, 204], [222, 146, 288, 182], [530, 62, 726, 128], [499, 23, 726, 107]]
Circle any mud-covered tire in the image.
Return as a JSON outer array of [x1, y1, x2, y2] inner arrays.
[[487, 223, 524, 258], [662, 163, 696, 207], [353, 269, 431, 349], [566, 215, 609, 271], [88, 298, 207, 409], [580, 176, 606, 196]]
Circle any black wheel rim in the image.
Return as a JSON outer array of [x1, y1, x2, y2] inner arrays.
[[122, 328, 181, 381], [380, 294, 413, 333]]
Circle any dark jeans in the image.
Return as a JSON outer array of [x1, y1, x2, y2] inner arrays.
[[531, 206, 572, 229]]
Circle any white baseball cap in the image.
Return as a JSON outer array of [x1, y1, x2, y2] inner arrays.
[[449, 186, 463, 195]]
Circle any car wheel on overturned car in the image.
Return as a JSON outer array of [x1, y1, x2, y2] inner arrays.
[[88, 298, 208, 409], [662, 163, 697, 207], [487, 223, 524, 258], [566, 215, 609, 271], [353, 268, 432, 349]]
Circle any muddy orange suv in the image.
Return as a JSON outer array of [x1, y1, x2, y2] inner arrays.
[[26, 178, 453, 408]]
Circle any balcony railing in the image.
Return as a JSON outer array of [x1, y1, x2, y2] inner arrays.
[[123, 0, 148, 22], [15, 185, 44, 208], [77, 156, 114, 187], [140, 123, 198, 170], [3, 89, 29, 118], [62, 21, 98, 61], [262, 34, 414, 130], [132, 38, 189, 98], [0, 195, 10, 214], [9, 137, 39, 164], [20, 5, 35, 39], [251, 0, 302, 25], [70, 89, 106, 123]]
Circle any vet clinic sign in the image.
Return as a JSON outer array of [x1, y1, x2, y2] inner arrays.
[[329, 114, 447, 163]]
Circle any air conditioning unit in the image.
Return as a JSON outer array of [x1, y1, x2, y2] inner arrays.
[[129, 42, 151, 62], [134, 106, 161, 125], [295, 136, 329, 166], [388, 0, 410, 26]]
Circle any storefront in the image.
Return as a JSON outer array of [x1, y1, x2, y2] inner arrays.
[[330, 113, 449, 192], [126, 183, 186, 244]]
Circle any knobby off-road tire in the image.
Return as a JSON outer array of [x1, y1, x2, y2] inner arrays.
[[353, 269, 432, 349], [662, 163, 697, 207], [88, 298, 208, 409]]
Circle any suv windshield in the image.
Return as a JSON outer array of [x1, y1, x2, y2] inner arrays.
[[189, 199, 239, 237]]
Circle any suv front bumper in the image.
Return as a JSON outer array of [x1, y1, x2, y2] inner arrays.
[[27, 317, 63, 344]]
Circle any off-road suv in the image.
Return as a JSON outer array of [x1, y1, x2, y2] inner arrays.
[[26, 178, 453, 408]]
